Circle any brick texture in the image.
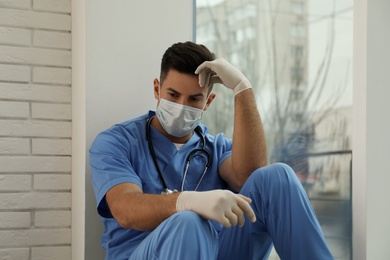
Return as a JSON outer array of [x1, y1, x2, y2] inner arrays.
[[0, 1, 72, 259], [32, 246, 71, 260], [0, 248, 30, 260]]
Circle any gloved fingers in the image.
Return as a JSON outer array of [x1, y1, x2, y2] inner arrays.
[[209, 75, 223, 85], [238, 213, 246, 227], [197, 69, 210, 88], [196, 58, 249, 92], [232, 206, 245, 227], [197, 69, 221, 88], [220, 215, 233, 228], [225, 211, 239, 227], [237, 194, 252, 204], [236, 196, 256, 223], [195, 60, 214, 75]]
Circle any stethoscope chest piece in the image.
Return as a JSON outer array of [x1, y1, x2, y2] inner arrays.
[[161, 188, 178, 195]]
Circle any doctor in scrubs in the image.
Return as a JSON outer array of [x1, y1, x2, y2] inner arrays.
[[90, 41, 333, 260]]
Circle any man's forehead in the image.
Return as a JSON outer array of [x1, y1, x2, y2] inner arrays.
[[161, 70, 210, 94]]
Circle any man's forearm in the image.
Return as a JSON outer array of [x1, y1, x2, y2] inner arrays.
[[232, 89, 268, 179], [125, 193, 179, 231], [107, 185, 180, 231]]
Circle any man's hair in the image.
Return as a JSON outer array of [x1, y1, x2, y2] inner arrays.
[[160, 41, 215, 84]]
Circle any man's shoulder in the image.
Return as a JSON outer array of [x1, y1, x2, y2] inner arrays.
[[106, 112, 150, 133], [93, 112, 150, 145], [118, 114, 148, 128]]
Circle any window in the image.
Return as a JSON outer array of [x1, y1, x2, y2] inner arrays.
[[229, 4, 256, 25], [234, 27, 255, 42], [197, 22, 216, 43], [291, 1, 305, 17], [290, 66, 304, 84], [291, 45, 304, 61], [196, 0, 353, 259], [291, 88, 304, 101], [290, 23, 305, 37]]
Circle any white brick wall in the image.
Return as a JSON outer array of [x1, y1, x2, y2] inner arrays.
[[0, 0, 72, 259]]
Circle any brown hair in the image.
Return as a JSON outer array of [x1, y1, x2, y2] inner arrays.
[[160, 41, 215, 84]]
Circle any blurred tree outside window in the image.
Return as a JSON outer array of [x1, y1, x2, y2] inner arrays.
[[196, 0, 353, 259]]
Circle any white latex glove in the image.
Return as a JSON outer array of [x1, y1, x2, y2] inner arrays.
[[195, 57, 252, 95], [176, 190, 256, 228]]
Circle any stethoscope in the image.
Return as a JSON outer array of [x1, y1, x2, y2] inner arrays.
[[146, 116, 211, 194]]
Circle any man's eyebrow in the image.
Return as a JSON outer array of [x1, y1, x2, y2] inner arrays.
[[167, 87, 205, 98], [167, 88, 180, 94], [190, 93, 205, 98]]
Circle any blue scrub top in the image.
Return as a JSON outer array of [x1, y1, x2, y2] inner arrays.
[[89, 111, 232, 259]]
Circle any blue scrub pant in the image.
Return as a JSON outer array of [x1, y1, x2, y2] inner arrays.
[[129, 163, 334, 260]]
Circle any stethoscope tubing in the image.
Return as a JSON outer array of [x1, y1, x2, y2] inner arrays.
[[146, 116, 211, 193]]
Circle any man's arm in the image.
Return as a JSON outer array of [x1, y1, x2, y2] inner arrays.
[[106, 182, 256, 231], [106, 182, 180, 231], [220, 89, 267, 191], [196, 58, 268, 191]]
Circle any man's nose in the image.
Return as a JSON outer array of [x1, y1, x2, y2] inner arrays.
[[176, 97, 188, 106]]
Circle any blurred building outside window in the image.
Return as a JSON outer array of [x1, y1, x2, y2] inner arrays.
[[196, 0, 353, 259]]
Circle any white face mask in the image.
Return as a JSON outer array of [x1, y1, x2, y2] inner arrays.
[[156, 98, 205, 137]]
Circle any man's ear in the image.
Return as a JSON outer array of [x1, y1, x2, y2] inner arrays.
[[153, 78, 160, 100], [204, 92, 216, 111]]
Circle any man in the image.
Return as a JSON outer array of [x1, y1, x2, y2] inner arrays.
[[90, 41, 333, 259]]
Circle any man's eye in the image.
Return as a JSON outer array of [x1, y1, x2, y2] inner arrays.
[[168, 93, 178, 97]]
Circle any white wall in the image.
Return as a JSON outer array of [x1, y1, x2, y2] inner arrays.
[[84, 1, 194, 259], [353, 0, 390, 259], [72, 0, 86, 259]]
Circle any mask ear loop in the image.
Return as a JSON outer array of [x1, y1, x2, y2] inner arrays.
[[156, 82, 164, 111], [200, 92, 212, 118], [158, 82, 161, 102]]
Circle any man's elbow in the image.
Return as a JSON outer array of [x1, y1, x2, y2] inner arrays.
[[112, 211, 132, 229], [232, 163, 268, 190], [229, 170, 250, 191]]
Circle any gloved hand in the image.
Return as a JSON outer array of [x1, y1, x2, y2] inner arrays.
[[195, 57, 252, 95], [176, 190, 256, 228]]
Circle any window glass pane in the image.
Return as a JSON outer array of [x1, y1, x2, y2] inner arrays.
[[229, 3, 256, 25], [291, 1, 304, 16], [196, 0, 353, 259]]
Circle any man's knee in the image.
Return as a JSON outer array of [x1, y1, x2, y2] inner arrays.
[[168, 211, 217, 238], [245, 163, 304, 196], [170, 211, 205, 226], [131, 212, 218, 259], [252, 162, 298, 183], [160, 211, 219, 257]]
